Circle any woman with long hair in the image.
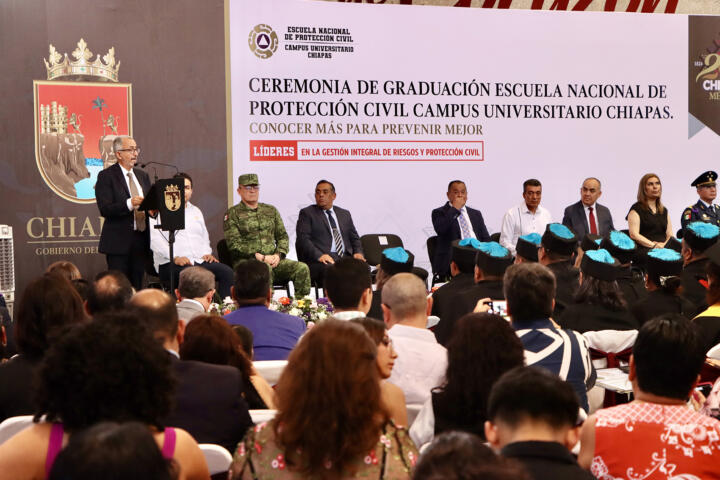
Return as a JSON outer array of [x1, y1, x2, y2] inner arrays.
[[409, 313, 525, 450], [180, 314, 275, 409], [230, 320, 418, 479], [351, 317, 407, 426], [626, 173, 674, 259]]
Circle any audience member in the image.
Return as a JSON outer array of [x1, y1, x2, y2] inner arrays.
[[0, 274, 86, 422], [538, 223, 579, 317], [45, 260, 82, 282], [413, 431, 529, 480], [324, 257, 373, 320], [130, 289, 252, 453], [559, 249, 638, 332], [0, 315, 209, 480], [486, 366, 594, 480], [69, 278, 90, 303], [573, 233, 601, 268], [504, 263, 594, 412], [411, 313, 525, 449], [224, 259, 306, 360], [499, 178, 553, 256], [229, 320, 418, 479], [383, 273, 447, 405], [368, 247, 415, 319], [627, 173, 674, 265], [436, 241, 512, 346], [693, 241, 720, 354], [515, 233, 542, 263], [681, 221, 720, 311], [175, 266, 215, 324], [631, 248, 694, 325], [579, 315, 720, 477], [85, 270, 133, 315], [48, 421, 179, 480], [351, 317, 407, 426], [430, 240, 477, 322], [600, 230, 646, 304], [180, 314, 275, 409], [232, 324, 254, 359]]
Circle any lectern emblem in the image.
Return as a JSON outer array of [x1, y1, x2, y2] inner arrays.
[[164, 184, 182, 212]]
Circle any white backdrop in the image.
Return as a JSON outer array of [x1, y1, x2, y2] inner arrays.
[[229, 0, 720, 271]]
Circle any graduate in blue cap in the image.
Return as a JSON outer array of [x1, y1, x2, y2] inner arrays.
[[694, 241, 720, 354], [435, 242, 512, 346], [630, 249, 694, 326], [539, 223, 579, 318], [367, 247, 415, 319], [600, 230, 646, 305], [558, 249, 638, 333], [430, 239, 480, 325], [680, 221, 720, 312], [515, 233, 541, 263]]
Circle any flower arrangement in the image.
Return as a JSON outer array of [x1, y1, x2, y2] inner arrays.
[[209, 296, 238, 315], [269, 297, 333, 326]]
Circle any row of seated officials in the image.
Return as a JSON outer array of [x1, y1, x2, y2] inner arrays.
[[1, 228, 720, 479]]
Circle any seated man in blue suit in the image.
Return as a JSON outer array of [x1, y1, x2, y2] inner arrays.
[[561, 177, 614, 239], [296, 179, 365, 284], [431, 180, 490, 279]]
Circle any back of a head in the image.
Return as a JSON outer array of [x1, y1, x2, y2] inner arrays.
[[35, 312, 174, 430], [129, 289, 179, 339], [413, 431, 529, 480], [46, 261, 82, 282], [350, 316, 386, 345], [233, 259, 270, 305], [381, 273, 427, 320], [48, 421, 177, 480], [177, 266, 215, 299], [180, 314, 251, 376], [503, 263, 556, 323], [232, 324, 254, 358], [87, 271, 133, 314], [487, 366, 579, 431], [324, 257, 371, 310], [275, 320, 382, 477], [15, 274, 86, 360], [633, 314, 705, 400]]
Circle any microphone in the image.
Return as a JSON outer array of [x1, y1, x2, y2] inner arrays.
[[140, 161, 180, 175]]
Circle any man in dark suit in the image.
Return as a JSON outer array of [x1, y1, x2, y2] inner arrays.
[[561, 177, 614, 239], [296, 179, 365, 283], [431, 180, 490, 279], [95, 136, 152, 290], [130, 289, 252, 453]]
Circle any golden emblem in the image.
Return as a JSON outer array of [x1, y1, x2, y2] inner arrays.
[[164, 184, 182, 212]]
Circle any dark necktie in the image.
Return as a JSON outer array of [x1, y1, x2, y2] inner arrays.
[[589, 207, 597, 235], [326, 210, 344, 257], [127, 172, 145, 232]]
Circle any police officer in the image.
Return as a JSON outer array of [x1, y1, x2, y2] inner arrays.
[[223, 173, 311, 297], [681, 171, 720, 231]]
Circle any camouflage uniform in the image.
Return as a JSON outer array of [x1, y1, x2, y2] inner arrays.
[[223, 202, 310, 297]]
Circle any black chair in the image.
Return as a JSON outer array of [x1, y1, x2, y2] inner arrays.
[[360, 234, 429, 287], [490, 232, 501, 243], [216, 239, 291, 297], [426, 236, 446, 286]]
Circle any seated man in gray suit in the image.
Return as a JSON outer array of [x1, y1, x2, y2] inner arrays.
[[174, 266, 215, 324], [562, 177, 614, 239], [296, 179, 366, 283]]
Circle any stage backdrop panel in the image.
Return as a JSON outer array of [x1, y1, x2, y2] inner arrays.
[[229, 0, 720, 273]]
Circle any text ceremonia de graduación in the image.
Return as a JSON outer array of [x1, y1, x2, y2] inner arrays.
[[247, 78, 673, 120]]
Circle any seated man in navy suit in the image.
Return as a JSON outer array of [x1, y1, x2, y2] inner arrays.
[[561, 177, 615, 240], [296, 179, 365, 284], [431, 180, 490, 279]]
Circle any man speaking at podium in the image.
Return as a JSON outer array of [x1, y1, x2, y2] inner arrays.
[[95, 135, 151, 290]]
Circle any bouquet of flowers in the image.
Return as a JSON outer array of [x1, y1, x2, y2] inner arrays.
[[209, 296, 238, 315], [270, 297, 333, 327]]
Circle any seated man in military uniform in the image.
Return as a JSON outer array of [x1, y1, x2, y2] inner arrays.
[[223, 173, 310, 298], [681, 170, 720, 231]]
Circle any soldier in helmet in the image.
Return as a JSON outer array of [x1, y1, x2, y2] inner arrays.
[[223, 173, 311, 297], [680, 171, 720, 231]]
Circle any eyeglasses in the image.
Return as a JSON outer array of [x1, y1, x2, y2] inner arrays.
[[241, 185, 260, 191], [118, 147, 140, 153]]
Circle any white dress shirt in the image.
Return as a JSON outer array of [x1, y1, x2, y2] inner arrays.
[[456, 206, 477, 239], [584, 203, 599, 235], [409, 397, 435, 450], [387, 324, 447, 405], [150, 202, 212, 271], [499, 203, 553, 256], [119, 164, 144, 230], [331, 311, 365, 321]]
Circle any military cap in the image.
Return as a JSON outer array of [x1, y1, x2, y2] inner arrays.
[[238, 173, 259, 186], [600, 231, 636, 265], [516, 233, 541, 262], [581, 234, 602, 253], [684, 222, 720, 253], [381, 247, 414, 276], [541, 224, 577, 257], [475, 242, 513, 277], [452, 239, 480, 273], [646, 248, 683, 280], [580, 248, 620, 282], [691, 171, 717, 187]]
